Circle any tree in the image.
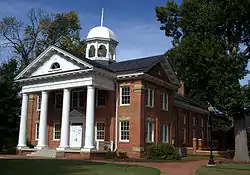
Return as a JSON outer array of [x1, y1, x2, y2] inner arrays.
[[0, 9, 86, 68], [156, 0, 250, 161]]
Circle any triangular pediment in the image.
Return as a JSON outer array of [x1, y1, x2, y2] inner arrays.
[[70, 109, 85, 118], [15, 46, 94, 80]]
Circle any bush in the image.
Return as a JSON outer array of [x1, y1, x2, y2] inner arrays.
[[145, 143, 181, 160]]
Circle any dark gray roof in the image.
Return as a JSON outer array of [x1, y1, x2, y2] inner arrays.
[[108, 55, 164, 74], [174, 93, 206, 110]]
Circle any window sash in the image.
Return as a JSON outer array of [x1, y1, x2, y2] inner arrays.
[[183, 128, 186, 144], [53, 123, 61, 140], [35, 123, 39, 140], [145, 121, 155, 143], [120, 87, 130, 105], [96, 122, 105, 141], [146, 89, 154, 107], [161, 93, 168, 111], [193, 117, 196, 126], [193, 129, 196, 138], [37, 95, 41, 111], [55, 92, 63, 108], [201, 118, 204, 127], [120, 121, 129, 141], [97, 90, 105, 107], [160, 124, 169, 143], [184, 115, 186, 125], [71, 90, 85, 108]]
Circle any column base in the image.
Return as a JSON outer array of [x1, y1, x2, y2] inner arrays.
[[16, 146, 29, 150]]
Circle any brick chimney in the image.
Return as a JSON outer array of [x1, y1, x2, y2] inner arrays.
[[178, 80, 185, 96]]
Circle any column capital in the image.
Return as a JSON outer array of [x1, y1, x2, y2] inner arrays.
[[87, 85, 95, 90], [63, 88, 72, 93]]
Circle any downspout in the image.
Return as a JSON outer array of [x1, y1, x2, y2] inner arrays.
[[115, 81, 119, 151]]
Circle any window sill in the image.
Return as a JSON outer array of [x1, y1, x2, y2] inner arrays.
[[162, 109, 168, 112], [96, 140, 105, 142], [120, 104, 130, 107], [145, 105, 154, 108], [119, 140, 129, 143], [48, 68, 62, 72], [97, 105, 105, 108], [53, 139, 60, 141]]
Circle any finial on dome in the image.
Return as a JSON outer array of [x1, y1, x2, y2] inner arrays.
[[100, 8, 104, 27]]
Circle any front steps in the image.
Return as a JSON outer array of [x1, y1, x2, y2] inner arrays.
[[27, 148, 56, 158]]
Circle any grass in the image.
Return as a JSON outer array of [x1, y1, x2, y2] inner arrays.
[[196, 163, 250, 175], [0, 159, 160, 175]]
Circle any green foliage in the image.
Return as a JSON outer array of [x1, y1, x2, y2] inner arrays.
[[145, 143, 181, 160]]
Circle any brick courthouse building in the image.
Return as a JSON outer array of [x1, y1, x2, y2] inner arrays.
[[15, 19, 208, 158]]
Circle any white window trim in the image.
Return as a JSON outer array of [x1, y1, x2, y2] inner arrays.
[[53, 122, 61, 141], [162, 93, 168, 111], [146, 120, 155, 143], [55, 91, 63, 109], [161, 124, 169, 143], [193, 129, 196, 138], [146, 88, 154, 108], [35, 123, 39, 140], [71, 90, 85, 108], [184, 115, 186, 125], [120, 86, 130, 106], [183, 128, 186, 144], [119, 120, 130, 142], [37, 95, 41, 111], [95, 121, 105, 141]]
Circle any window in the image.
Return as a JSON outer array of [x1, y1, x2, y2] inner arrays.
[[162, 93, 168, 111], [37, 95, 41, 111], [53, 123, 61, 140], [120, 86, 130, 105], [201, 117, 204, 128], [193, 129, 196, 138], [98, 45, 107, 57], [50, 62, 60, 70], [160, 124, 169, 143], [55, 91, 63, 108], [89, 45, 96, 58], [120, 120, 129, 141], [145, 120, 155, 143], [183, 128, 186, 144], [146, 88, 154, 107], [193, 117, 196, 126], [96, 122, 105, 141], [97, 90, 105, 107], [183, 115, 186, 125], [35, 123, 39, 140], [71, 90, 85, 108], [201, 130, 204, 140]]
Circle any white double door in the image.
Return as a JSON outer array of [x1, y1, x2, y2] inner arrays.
[[70, 124, 85, 148]]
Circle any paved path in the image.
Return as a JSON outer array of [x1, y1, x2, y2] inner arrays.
[[91, 159, 208, 175]]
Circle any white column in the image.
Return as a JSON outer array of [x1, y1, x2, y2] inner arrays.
[[147, 121, 150, 142], [58, 89, 70, 150], [83, 86, 95, 150], [17, 93, 29, 149], [37, 91, 48, 149]]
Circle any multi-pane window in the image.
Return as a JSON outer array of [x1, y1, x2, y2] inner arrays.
[[120, 86, 130, 105], [193, 129, 196, 138], [120, 120, 130, 141], [201, 117, 204, 128], [37, 95, 41, 111], [146, 88, 154, 107], [35, 123, 39, 140], [161, 93, 168, 111], [201, 130, 204, 140], [145, 120, 155, 143], [53, 123, 61, 140], [96, 122, 105, 141], [183, 115, 186, 125], [193, 117, 196, 126], [160, 124, 169, 143], [183, 128, 186, 144], [72, 90, 85, 108], [55, 91, 63, 108], [97, 90, 105, 107]]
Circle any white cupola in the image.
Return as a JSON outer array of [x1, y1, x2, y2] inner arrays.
[[85, 8, 118, 65]]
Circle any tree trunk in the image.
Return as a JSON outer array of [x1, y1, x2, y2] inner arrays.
[[233, 117, 249, 162]]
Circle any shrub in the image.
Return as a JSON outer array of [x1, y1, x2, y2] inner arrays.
[[145, 143, 181, 160]]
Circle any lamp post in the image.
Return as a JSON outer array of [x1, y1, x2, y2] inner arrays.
[[207, 104, 216, 166]]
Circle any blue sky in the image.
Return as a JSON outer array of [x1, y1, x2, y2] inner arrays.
[[0, 0, 249, 84]]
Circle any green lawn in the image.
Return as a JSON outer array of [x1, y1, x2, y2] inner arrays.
[[0, 159, 160, 175], [196, 164, 250, 175]]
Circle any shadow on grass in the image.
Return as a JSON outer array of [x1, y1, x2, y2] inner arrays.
[[0, 159, 160, 175]]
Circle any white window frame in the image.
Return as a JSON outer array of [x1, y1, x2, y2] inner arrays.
[[95, 121, 105, 141], [120, 86, 130, 106], [37, 95, 41, 111], [35, 123, 39, 140], [146, 88, 154, 108], [53, 123, 61, 141], [183, 128, 186, 144], [193, 117, 196, 126], [71, 90, 85, 108], [55, 91, 63, 109], [145, 120, 155, 143], [184, 115, 186, 125], [162, 93, 168, 111], [119, 120, 130, 142], [193, 129, 196, 138], [161, 124, 169, 143]]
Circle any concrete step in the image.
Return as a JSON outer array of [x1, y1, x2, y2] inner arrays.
[[27, 148, 56, 158]]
